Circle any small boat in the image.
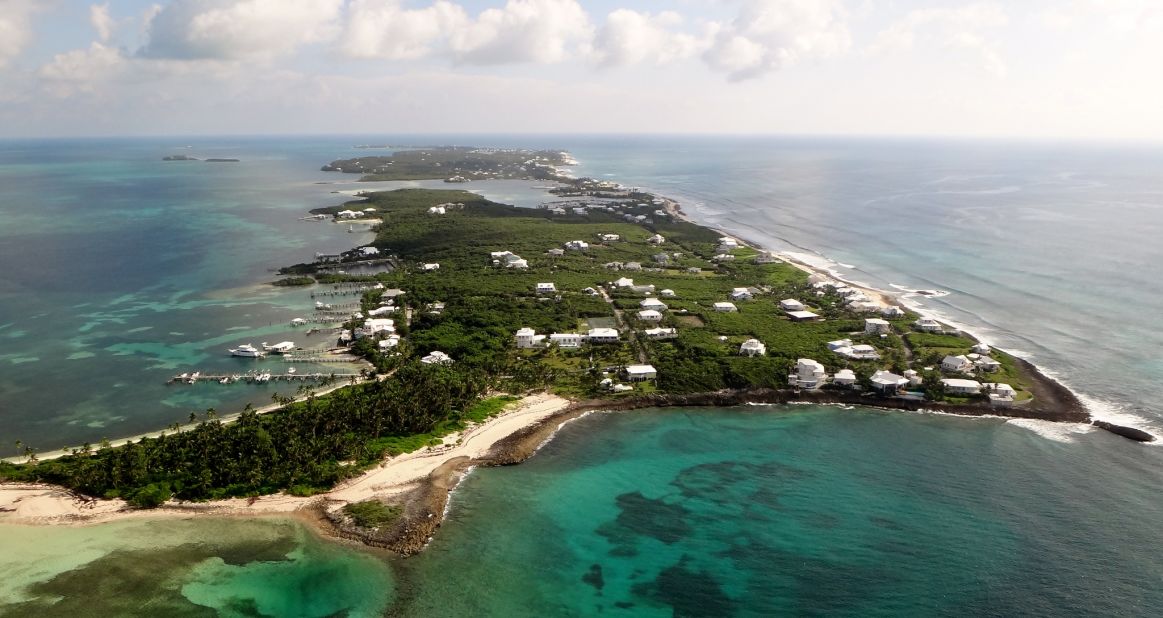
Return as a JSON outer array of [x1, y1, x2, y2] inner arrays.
[[256, 372, 272, 383], [219, 377, 231, 384], [290, 317, 307, 326], [229, 344, 265, 358], [187, 372, 200, 384], [288, 367, 297, 374]]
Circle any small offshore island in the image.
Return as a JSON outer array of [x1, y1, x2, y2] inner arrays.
[[0, 146, 1149, 558]]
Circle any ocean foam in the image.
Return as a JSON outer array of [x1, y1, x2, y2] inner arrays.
[[1005, 418, 1094, 444]]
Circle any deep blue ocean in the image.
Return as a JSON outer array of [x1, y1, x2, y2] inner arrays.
[[1, 136, 1161, 616]]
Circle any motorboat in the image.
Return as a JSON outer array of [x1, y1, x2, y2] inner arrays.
[[229, 344, 264, 358]]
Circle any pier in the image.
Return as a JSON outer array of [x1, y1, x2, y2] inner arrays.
[[168, 371, 360, 385]]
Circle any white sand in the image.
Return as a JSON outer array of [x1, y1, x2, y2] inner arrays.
[[0, 393, 571, 526]]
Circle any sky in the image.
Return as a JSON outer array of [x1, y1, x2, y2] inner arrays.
[[0, 0, 1160, 139]]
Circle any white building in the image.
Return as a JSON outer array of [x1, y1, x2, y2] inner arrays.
[[624, 364, 657, 381], [789, 358, 827, 389], [421, 263, 440, 271], [640, 298, 668, 311], [787, 310, 821, 322], [623, 262, 643, 271], [377, 334, 401, 349], [615, 277, 635, 288], [421, 351, 453, 365], [731, 287, 753, 301], [507, 258, 529, 269], [972, 342, 992, 355], [599, 233, 621, 242], [647, 234, 665, 245], [491, 250, 515, 261], [942, 355, 973, 373], [660, 289, 676, 298], [982, 382, 1017, 406], [975, 357, 1001, 373], [359, 246, 380, 257], [637, 310, 663, 322], [536, 282, 557, 294], [740, 339, 767, 357], [643, 327, 677, 340], [780, 299, 806, 312], [515, 328, 546, 349], [903, 369, 924, 387], [427, 206, 446, 215], [833, 368, 858, 388], [941, 378, 982, 395], [587, 328, 621, 343], [871, 370, 909, 394], [915, 317, 943, 332], [865, 318, 892, 335], [564, 240, 589, 251], [883, 306, 906, 318], [547, 248, 565, 256], [368, 306, 395, 317], [713, 302, 738, 312], [549, 333, 582, 348]]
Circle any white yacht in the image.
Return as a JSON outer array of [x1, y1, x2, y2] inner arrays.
[[229, 344, 264, 358]]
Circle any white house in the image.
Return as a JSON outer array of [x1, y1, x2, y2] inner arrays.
[[359, 246, 380, 257], [714, 302, 738, 312], [740, 339, 767, 357], [731, 287, 754, 301], [941, 378, 982, 395], [660, 289, 676, 298], [789, 358, 827, 389], [583, 287, 599, 296], [599, 233, 621, 242], [624, 262, 643, 271], [982, 382, 1016, 406], [972, 342, 992, 355], [712, 254, 735, 262], [421, 263, 440, 271], [903, 369, 924, 387], [647, 234, 665, 245], [421, 351, 453, 365], [848, 344, 881, 360], [427, 206, 446, 215], [787, 310, 821, 322], [637, 310, 663, 322], [515, 328, 546, 349], [942, 355, 973, 373], [549, 333, 582, 348], [536, 282, 557, 294], [865, 318, 892, 335], [883, 306, 906, 318], [624, 364, 657, 381], [564, 240, 589, 251], [914, 317, 943, 332], [975, 357, 1001, 373], [336, 209, 361, 219], [643, 327, 677, 340], [833, 368, 858, 388], [640, 298, 668, 311], [547, 248, 565, 256], [871, 370, 909, 394], [780, 299, 806, 312], [491, 250, 515, 261], [368, 306, 395, 317], [615, 277, 635, 288], [507, 258, 529, 269], [377, 334, 401, 349], [587, 328, 620, 343], [357, 319, 395, 338], [572, 207, 587, 215]]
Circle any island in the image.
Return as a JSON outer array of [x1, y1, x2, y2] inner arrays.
[[1, 147, 1146, 557], [162, 155, 198, 161], [320, 146, 575, 182]]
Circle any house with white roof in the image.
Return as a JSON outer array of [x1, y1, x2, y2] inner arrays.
[[427, 206, 446, 215], [359, 246, 380, 256], [903, 369, 924, 387], [355, 318, 395, 339], [564, 240, 589, 251], [871, 370, 909, 394], [740, 339, 766, 357], [624, 262, 643, 271], [549, 333, 582, 348], [972, 342, 992, 355], [624, 364, 657, 381], [421, 351, 453, 365], [713, 302, 738, 312], [883, 306, 906, 318], [787, 310, 821, 322], [587, 328, 620, 343], [941, 378, 982, 395], [865, 318, 892, 335], [643, 327, 677, 340], [640, 298, 668, 311], [421, 263, 440, 271], [647, 234, 665, 245], [660, 289, 676, 298], [731, 287, 753, 301], [975, 356, 1001, 373], [599, 233, 621, 242], [982, 382, 1017, 406], [491, 250, 515, 261], [547, 248, 565, 256], [377, 334, 401, 349], [515, 328, 546, 349], [507, 258, 528, 269], [367, 306, 395, 317], [615, 277, 635, 288], [914, 317, 943, 332], [536, 282, 557, 294], [780, 299, 806, 312], [637, 309, 663, 322], [942, 355, 973, 373], [833, 368, 858, 388], [789, 358, 827, 389]]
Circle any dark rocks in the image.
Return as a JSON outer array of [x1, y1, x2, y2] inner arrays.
[[1092, 420, 1156, 443]]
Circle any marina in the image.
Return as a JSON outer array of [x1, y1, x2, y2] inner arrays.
[[168, 370, 360, 385]]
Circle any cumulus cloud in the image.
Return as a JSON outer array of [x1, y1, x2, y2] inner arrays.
[[0, 0, 37, 68], [869, 2, 1009, 76], [342, 0, 467, 60], [39, 42, 126, 95], [90, 3, 114, 42], [702, 0, 851, 81], [140, 0, 343, 61], [592, 9, 706, 67]]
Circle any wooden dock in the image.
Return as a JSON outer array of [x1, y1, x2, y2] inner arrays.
[[168, 371, 359, 385]]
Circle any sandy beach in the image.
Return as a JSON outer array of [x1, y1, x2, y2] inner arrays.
[[0, 393, 572, 528]]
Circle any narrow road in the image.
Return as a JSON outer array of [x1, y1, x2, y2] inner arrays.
[[598, 286, 649, 364]]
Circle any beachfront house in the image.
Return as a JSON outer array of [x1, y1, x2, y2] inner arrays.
[[833, 368, 858, 388], [624, 364, 658, 382], [740, 339, 767, 357], [972, 343, 992, 355], [515, 328, 546, 349], [941, 378, 982, 396], [637, 309, 663, 322], [942, 355, 974, 373], [359, 246, 380, 257], [789, 358, 827, 389], [647, 234, 665, 245], [731, 288, 754, 301], [714, 302, 738, 313], [643, 327, 677, 340], [640, 298, 668, 311], [780, 299, 806, 312], [915, 317, 943, 332], [975, 356, 1001, 373], [865, 318, 892, 335], [904, 369, 924, 387], [587, 328, 621, 343], [536, 282, 557, 294], [549, 333, 582, 348], [336, 210, 361, 219], [871, 370, 909, 395], [983, 383, 1017, 406], [883, 306, 906, 318], [754, 253, 779, 264], [421, 351, 453, 365]]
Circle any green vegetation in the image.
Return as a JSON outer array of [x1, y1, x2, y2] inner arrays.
[[321, 146, 571, 182], [342, 500, 402, 528], [272, 276, 315, 287]]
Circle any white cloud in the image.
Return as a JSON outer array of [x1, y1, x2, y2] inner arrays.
[[90, 3, 114, 42], [140, 0, 344, 61], [341, 0, 467, 60], [702, 0, 851, 81], [592, 9, 706, 67], [0, 0, 37, 69], [448, 0, 593, 65], [869, 2, 1009, 76]]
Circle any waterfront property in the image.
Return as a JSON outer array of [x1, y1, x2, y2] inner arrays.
[[789, 358, 827, 389], [624, 364, 658, 381], [833, 368, 858, 388], [915, 317, 943, 332], [942, 378, 982, 395], [865, 318, 892, 335], [942, 355, 973, 373], [871, 370, 909, 394]]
